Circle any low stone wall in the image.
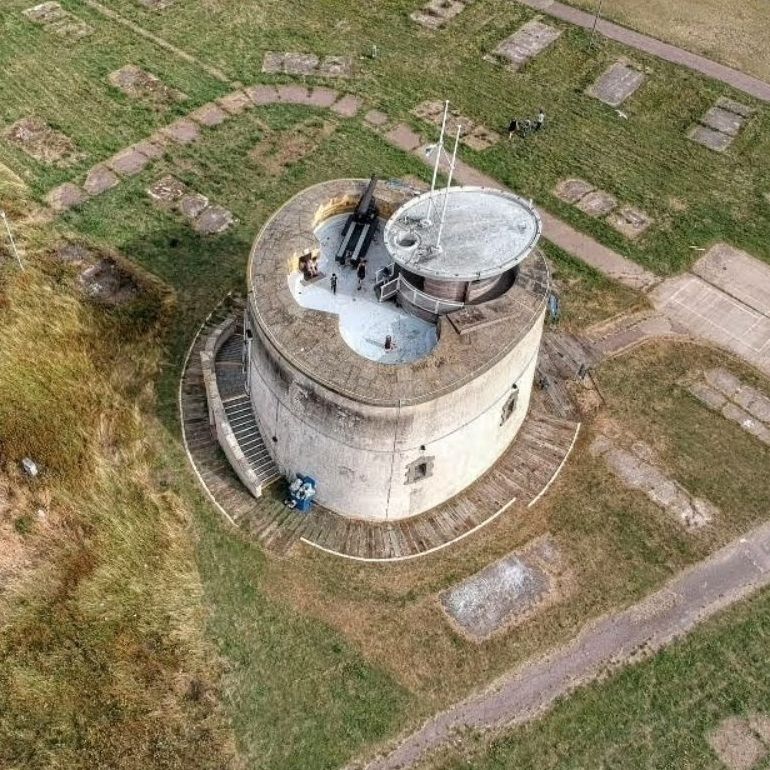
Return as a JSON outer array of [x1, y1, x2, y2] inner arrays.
[[200, 318, 263, 498]]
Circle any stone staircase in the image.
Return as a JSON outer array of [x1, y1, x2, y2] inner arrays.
[[221, 395, 281, 488], [181, 300, 313, 556]]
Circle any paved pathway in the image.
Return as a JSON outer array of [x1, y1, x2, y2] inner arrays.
[[516, 0, 770, 103], [354, 519, 770, 770]]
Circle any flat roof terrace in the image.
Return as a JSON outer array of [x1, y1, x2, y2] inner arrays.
[[247, 179, 550, 406], [384, 187, 542, 282]]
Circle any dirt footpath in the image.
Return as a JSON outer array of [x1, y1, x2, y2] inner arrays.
[[355, 520, 770, 770]]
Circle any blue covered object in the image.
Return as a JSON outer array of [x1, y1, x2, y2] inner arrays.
[[286, 474, 317, 512]]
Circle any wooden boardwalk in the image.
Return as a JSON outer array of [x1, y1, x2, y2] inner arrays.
[[180, 304, 581, 560]]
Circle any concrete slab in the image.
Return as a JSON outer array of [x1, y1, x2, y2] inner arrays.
[[46, 182, 88, 212], [553, 178, 595, 204], [364, 109, 389, 127], [132, 139, 165, 160], [161, 118, 200, 144], [5, 116, 78, 165], [193, 205, 234, 235], [108, 65, 186, 104], [716, 97, 756, 119], [493, 19, 562, 71], [607, 204, 653, 239], [108, 147, 151, 176], [411, 0, 467, 29], [147, 174, 187, 205], [318, 55, 353, 78], [586, 61, 646, 107], [440, 537, 560, 640], [23, 2, 92, 40], [688, 124, 734, 152], [701, 106, 745, 137], [576, 189, 617, 217], [276, 84, 311, 105], [591, 434, 716, 529], [244, 84, 279, 106], [651, 275, 770, 378], [462, 125, 500, 151], [83, 165, 119, 196], [189, 102, 228, 127], [307, 87, 339, 108], [216, 90, 252, 115], [691, 243, 770, 319], [261, 51, 285, 74], [330, 93, 362, 117]]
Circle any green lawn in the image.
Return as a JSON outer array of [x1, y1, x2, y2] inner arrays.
[[425, 584, 770, 769]]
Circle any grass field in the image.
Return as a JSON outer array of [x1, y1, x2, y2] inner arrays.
[[2, 0, 770, 767], [563, 0, 770, 84], [424, 584, 770, 769], [2, 0, 769, 274]]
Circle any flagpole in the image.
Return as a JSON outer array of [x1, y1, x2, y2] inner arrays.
[[435, 124, 461, 252], [0, 211, 24, 271], [426, 100, 449, 223]]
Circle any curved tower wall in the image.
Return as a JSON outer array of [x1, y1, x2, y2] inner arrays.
[[246, 306, 545, 521]]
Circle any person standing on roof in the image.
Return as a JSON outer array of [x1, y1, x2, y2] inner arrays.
[[357, 260, 366, 291]]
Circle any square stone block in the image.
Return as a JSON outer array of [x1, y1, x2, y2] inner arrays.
[[46, 182, 88, 211], [162, 118, 200, 144], [607, 205, 653, 239], [688, 124, 734, 152], [147, 174, 187, 204], [23, 2, 67, 23], [283, 52, 320, 76], [553, 177, 595, 204], [276, 84, 311, 104], [318, 55, 352, 78], [245, 84, 279, 106], [364, 109, 389, 127], [217, 90, 252, 115], [178, 193, 210, 220], [330, 94, 362, 117], [193, 205, 234, 235], [385, 123, 422, 151], [108, 64, 186, 104], [716, 96, 756, 118], [493, 19, 562, 70], [307, 87, 339, 108], [462, 125, 500, 151], [108, 147, 151, 176], [83, 165, 119, 196], [586, 61, 646, 107], [261, 51, 285, 74], [5, 116, 77, 165], [576, 189, 617, 217], [701, 106, 745, 137], [189, 102, 228, 127]]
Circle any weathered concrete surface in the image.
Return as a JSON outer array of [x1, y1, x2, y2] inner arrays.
[[440, 536, 561, 640], [708, 716, 769, 770], [691, 243, 770, 319], [492, 19, 562, 70], [355, 519, 770, 770], [606, 204, 653, 239], [688, 124, 734, 152], [590, 434, 716, 529], [585, 310, 687, 358], [651, 275, 770, 378], [586, 61, 646, 107]]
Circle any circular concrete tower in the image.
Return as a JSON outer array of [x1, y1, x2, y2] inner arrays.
[[245, 179, 549, 521]]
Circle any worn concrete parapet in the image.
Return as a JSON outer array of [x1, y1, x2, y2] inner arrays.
[[200, 317, 263, 499]]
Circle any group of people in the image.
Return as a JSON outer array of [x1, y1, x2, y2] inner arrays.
[[329, 258, 367, 295], [508, 108, 546, 139]]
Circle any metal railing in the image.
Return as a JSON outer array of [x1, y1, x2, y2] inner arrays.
[[379, 274, 464, 315]]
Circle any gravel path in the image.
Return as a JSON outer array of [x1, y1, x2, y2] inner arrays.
[[354, 520, 770, 769], [517, 0, 770, 102]]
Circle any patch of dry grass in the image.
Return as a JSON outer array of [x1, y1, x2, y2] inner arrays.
[[0, 192, 237, 769], [564, 0, 770, 83]]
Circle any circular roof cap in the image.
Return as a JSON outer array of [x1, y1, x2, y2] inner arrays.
[[383, 186, 541, 282]]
